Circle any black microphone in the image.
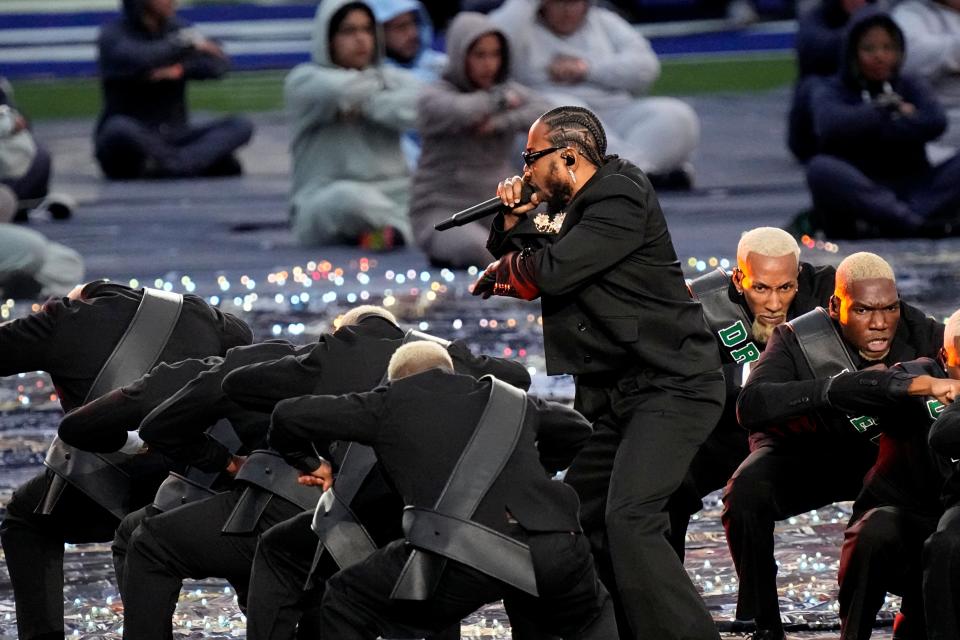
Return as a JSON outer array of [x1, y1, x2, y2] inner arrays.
[[434, 183, 535, 231]]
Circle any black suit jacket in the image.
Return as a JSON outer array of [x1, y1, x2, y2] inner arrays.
[[737, 300, 944, 449], [269, 370, 590, 536], [57, 356, 220, 454], [0, 281, 251, 411], [487, 157, 719, 378], [929, 400, 960, 508], [137, 340, 314, 471], [807, 359, 952, 515]]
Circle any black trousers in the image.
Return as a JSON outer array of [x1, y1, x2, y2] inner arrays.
[[1, 143, 51, 203], [320, 534, 616, 640], [246, 510, 328, 640], [94, 115, 253, 180], [112, 504, 160, 599], [0, 469, 159, 640], [121, 487, 303, 640], [563, 369, 725, 640], [666, 415, 749, 559], [247, 508, 553, 640], [838, 504, 938, 640], [721, 440, 877, 634], [923, 504, 960, 640]]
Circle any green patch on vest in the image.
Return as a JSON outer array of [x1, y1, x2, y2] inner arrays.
[[849, 415, 878, 433], [718, 320, 748, 347], [718, 320, 761, 365], [926, 399, 945, 422]]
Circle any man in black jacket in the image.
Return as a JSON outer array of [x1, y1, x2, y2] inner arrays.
[[727, 252, 944, 640], [822, 315, 960, 640], [0, 280, 251, 640], [117, 306, 532, 640], [667, 227, 836, 558], [472, 105, 724, 640], [268, 341, 615, 639], [55, 342, 308, 597], [94, 0, 253, 179], [926, 315, 960, 640]]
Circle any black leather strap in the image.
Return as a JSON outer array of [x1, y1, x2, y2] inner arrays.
[[789, 308, 880, 438], [391, 377, 535, 600], [222, 450, 322, 534], [309, 329, 452, 570], [151, 419, 241, 512], [689, 268, 760, 367], [233, 450, 321, 510], [40, 288, 184, 518], [85, 288, 184, 401], [152, 471, 220, 512]]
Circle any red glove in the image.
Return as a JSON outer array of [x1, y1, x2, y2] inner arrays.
[[470, 252, 540, 300]]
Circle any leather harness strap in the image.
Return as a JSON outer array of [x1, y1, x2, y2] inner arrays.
[[40, 288, 184, 519]]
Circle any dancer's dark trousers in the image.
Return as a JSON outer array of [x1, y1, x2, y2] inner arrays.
[[0, 469, 160, 640], [839, 504, 937, 640], [120, 487, 303, 640], [924, 503, 960, 640], [319, 533, 616, 640], [563, 368, 725, 640], [722, 440, 876, 634]]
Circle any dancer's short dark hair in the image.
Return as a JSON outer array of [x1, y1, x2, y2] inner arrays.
[[539, 106, 608, 167]]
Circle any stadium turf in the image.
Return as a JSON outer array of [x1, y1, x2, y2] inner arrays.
[[16, 54, 796, 120]]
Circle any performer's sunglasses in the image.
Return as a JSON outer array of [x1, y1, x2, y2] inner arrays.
[[522, 146, 563, 167]]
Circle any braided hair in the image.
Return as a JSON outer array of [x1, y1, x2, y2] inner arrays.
[[539, 105, 609, 167]]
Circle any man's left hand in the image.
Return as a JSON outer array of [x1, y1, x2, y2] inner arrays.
[[470, 253, 540, 301], [298, 460, 334, 490]]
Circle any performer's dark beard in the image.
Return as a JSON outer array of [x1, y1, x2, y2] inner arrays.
[[544, 171, 574, 214]]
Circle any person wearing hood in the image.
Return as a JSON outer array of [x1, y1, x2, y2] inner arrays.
[[368, 0, 446, 83], [489, 0, 700, 189], [893, 0, 960, 151], [410, 12, 550, 268], [788, 0, 873, 162], [804, 9, 960, 238], [0, 77, 54, 215], [94, 0, 254, 180], [285, 0, 421, 250]]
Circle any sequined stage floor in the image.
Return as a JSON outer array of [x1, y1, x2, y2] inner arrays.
[[2, 89, 956, 638]]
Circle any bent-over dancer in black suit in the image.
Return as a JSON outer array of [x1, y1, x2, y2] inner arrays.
[[268, 341, 616, 639]]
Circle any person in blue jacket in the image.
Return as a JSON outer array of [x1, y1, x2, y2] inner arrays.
[[788, 0, 871, 162], [805, 8, 960, 238], [94, 0, 254, 180]]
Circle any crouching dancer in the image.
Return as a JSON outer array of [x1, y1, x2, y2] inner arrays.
[[268, 341, 617, 639]]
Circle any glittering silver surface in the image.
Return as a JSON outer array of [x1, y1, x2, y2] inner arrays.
[[3, 89, 954, 637]]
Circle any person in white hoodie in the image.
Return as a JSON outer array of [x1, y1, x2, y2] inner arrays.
[[489, 0, 700, 188], [0, 185, 84, 299], [894, 0, 960, 150], [285, 0, 421, 249]]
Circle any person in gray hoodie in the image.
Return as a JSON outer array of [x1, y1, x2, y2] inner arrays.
[[410, 12, 550, 268], [285, 0, 421, 250]]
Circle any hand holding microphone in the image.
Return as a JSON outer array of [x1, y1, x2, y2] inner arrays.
[[497, 176, 540, 231], [434, 177, 539, 231]]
